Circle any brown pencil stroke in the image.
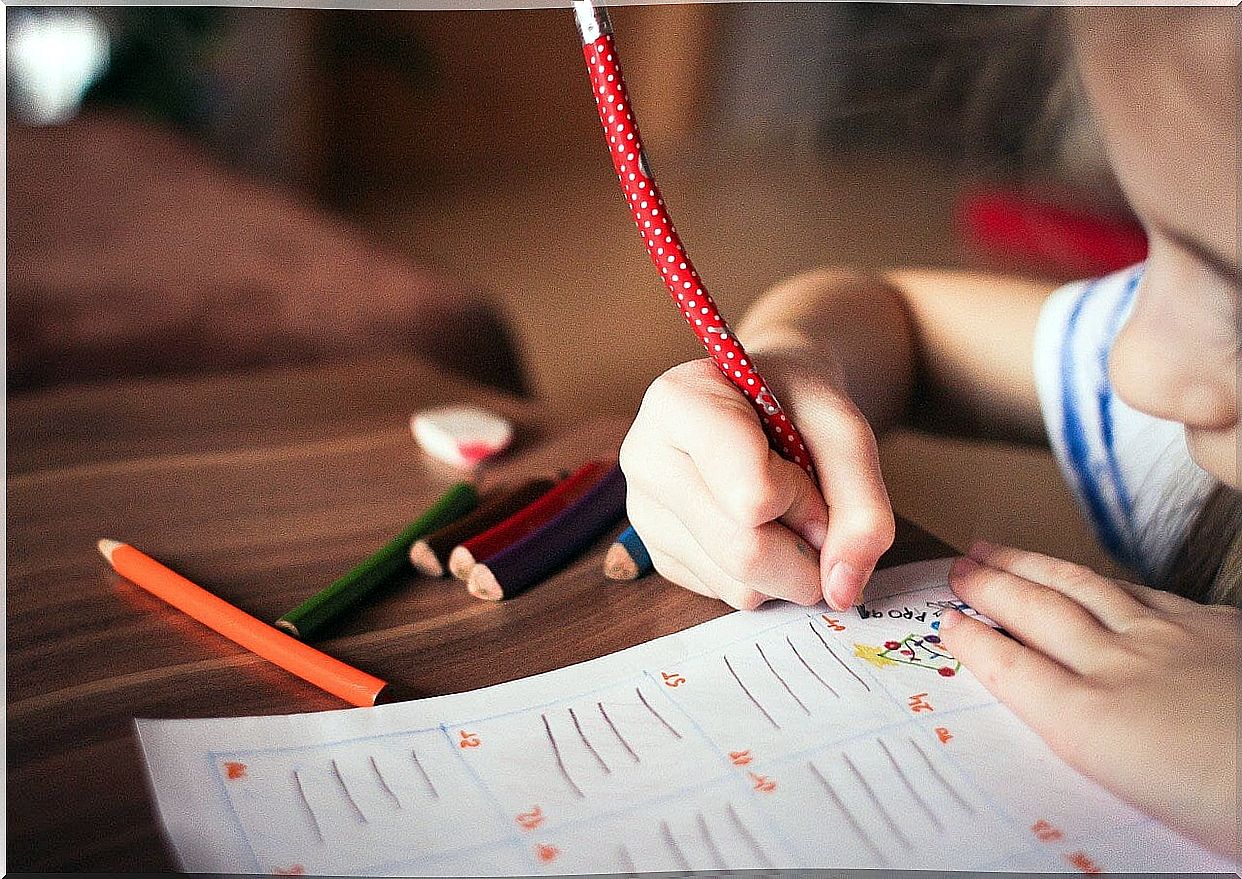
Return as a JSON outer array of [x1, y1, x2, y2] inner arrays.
[[786, 635, 840, 697], [842, 752, 912, 848], [907, 736, 974, 813], [806, 761, 887, 866], [878, 739, 943, 830], [809, 622, 870, 691], [542, 713, 585, 799], [330, 758, 368, 824], [598, 701, 640, 763], [369, 755, 402, 808], [617, 843, 636, 873], [757, 642, 810, 715], [411, 750, 439, 800], [293, 769, 325, 844], [725, 802, 772, 868], [723, 655, 781, 730], [697, 812, 727, 869], [636, 686, 682, 739], [569, 706, 611, 775], [660, 819, 691, 871]]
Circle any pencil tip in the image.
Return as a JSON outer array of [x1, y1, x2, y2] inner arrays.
[[466, 565, 503, 601], [604, 541, 638, 580], [97, 538, 123, 561], [408, 541, 444, 578], [274, 619, 302, 639]]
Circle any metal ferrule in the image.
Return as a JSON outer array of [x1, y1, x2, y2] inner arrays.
[[572, 0, 613, 44]]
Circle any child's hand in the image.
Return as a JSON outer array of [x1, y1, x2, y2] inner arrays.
[[940, 541, 1239, 856], [619, 357, 894, 610]]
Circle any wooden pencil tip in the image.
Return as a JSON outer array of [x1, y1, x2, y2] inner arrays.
[[447, 546, 476, 581], [274, 618, 302, 639], [603, 541, 639, 580], [97, 538, 123, 562], [408, 541, 444, 577], [466, 565, 504, 601]]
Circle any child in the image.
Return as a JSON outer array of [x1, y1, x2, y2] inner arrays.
[[618, 8, 1237, 856]]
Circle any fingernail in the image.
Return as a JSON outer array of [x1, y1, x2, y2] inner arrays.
[[938, 609, 964, 631], [948, 555, 979, 581], [826, 560, 859, 610]]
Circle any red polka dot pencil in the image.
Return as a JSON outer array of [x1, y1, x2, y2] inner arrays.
[[572, 0, 815, 479]]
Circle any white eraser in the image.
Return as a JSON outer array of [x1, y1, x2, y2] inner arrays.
[[410, 405, 514, 469]]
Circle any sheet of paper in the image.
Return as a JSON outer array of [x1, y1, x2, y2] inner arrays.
[[136, 559, 1230, 875]]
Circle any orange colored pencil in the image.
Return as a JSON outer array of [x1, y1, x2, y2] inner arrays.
[[97, 539, 391, 707]]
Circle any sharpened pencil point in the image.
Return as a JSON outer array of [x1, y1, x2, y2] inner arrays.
[[604, 541, 639, 580], [466, 565, 504, 601], [97, 538, 123, 562], [274, 618, 303, 639], [408, 540, 445, 577], [447, 546, 476, 581]]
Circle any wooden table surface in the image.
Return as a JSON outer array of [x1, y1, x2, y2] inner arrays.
[[6, 355, 953, 872]]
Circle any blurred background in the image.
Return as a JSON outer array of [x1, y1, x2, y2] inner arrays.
[[7, 3, 1150, 569]]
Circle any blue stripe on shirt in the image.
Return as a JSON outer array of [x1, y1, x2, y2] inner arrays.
[[1060, 278, 1130, 562], [1095, 268, 1143, 565]]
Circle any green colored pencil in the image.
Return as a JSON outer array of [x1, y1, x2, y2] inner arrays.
[[276, 481, 477, 640]]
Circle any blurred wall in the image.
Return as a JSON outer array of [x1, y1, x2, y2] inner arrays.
[[319, 5, 720, 200]]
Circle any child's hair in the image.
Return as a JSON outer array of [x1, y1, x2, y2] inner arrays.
[[818, 5, 1088, 175], [1166, 486, 1242, 606]]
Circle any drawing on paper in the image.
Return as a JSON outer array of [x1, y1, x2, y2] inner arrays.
[[854, 622, 960, 678]]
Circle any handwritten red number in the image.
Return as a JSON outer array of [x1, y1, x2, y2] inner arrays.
[[908, 693, 934, 713], [935, 727, 953, 744], [729, 749, 753, 766], [458, 730, 481, 748], [517, 806, 545, 831], [1065, 851, 1102, 874], [1032, 819, 1064, 843], [748, 771, 777, 793], [662, 671, 686, 688], [536, 844, 560, 863], [821, 615, 846, 631], [223, 761, 247, 780]]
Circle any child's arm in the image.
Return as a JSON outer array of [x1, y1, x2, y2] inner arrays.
[[941, 541, 1239, 856], [619, 268, 1056, 610], [736, 268, 1055, 443]]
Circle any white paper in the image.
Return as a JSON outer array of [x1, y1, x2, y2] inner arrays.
[[135, 559, 1231, 875]]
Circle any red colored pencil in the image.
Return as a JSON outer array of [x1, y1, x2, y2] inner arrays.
[[467, 464, 627, 601], [447, 459, 611, 579], [573, 1, 815, 480]]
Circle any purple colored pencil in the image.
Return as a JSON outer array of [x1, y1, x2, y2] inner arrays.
[[466, 464, 627, 600]]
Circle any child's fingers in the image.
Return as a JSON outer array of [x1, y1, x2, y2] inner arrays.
[[642, 546, 721, 602], [797, 396, 895, 609], [656, 454, 822, 604], [644, 360, 830, 546], [937, 610, 1085, 747], [641, 521, 769, 611], [628, 479, 821, 606], [949, 556, 1117, 672], [967, 540, 1157, 629]]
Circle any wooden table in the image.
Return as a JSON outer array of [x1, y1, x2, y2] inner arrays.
[[6, 355, 953, 871]]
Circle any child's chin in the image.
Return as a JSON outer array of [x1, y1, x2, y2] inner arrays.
[[1185, 425, 1238, 488]]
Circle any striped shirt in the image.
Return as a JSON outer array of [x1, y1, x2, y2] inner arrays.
[[1033, 263, 1213, 582]]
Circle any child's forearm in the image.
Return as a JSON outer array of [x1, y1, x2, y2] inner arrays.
[[737, 268, 1055, 444]]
